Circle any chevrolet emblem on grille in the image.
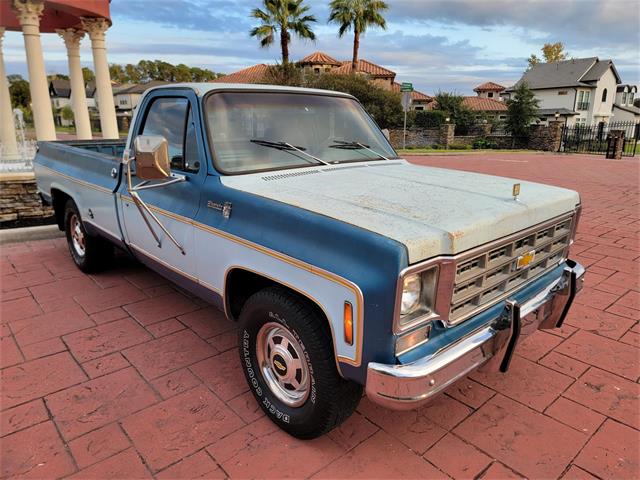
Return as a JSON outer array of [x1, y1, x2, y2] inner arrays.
[[516, 250, 536, 270]]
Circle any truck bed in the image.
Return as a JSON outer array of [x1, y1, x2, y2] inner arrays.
[[34, 139, 127, 242]]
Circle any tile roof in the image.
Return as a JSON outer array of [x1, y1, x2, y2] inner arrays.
[[116, 80, 170, 95], [462, 97, 508, 112], [331, 59, 396, 77], [299, 51, 341, 66], [473, 81, 505, 92], [49, 79, 96, 98], [212, 64, 270, 84], [391, 82, 432, 101], [507, 57, 621, 91]]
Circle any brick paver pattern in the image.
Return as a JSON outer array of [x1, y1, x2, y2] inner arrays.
[[1, 153, 638, 479]]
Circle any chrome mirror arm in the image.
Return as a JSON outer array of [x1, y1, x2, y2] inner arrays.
[[125, 157, 186, 255]]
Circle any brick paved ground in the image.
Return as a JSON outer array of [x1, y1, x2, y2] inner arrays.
[[1, 152, 638, 479]]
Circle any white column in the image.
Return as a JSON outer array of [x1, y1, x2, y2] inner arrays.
[[0, 27, 19, 157], [12, 0, 56, 141], [81, 17, 118, 139], [57, 28, 92, 140]]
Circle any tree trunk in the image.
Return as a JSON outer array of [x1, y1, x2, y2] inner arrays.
[[281, 29, 289, 65], [352, 30, 360, 72]]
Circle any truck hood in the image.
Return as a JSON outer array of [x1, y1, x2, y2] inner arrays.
[[221, 160, 580, 264]]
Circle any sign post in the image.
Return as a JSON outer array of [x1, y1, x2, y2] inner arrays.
[[400, 83, 413, 150]]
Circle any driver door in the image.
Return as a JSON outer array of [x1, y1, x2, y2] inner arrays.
[[120, 90, 205, 280]]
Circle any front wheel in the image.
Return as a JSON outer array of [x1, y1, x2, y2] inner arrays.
[[64, 199, 113, 273], [238, 287, 362, 439]]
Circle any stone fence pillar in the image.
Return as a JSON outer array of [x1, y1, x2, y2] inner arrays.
[[439, 123, 454, 149], [606, 130, 625, 160]]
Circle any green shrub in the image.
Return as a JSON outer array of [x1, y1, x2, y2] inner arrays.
[[448, 143, 472, 150], [472, 137, 498, 149], [413, 110, 446, 128]]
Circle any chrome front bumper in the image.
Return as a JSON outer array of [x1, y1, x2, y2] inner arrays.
[[366, 261, 585, 410]]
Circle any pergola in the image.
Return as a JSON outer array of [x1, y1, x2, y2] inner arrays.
[[0, 0, 118, 158]]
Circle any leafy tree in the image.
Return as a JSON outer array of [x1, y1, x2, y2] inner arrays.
[[263, 63, 304, 86], [47, 73, 69, 81], [124, 64, 142, 83], [304, 73, 402, 128], [109, 64, 126, 83], [328, 0, 388, 72], [82, 67, 95, 83], [527, 42, 568, 68], [60, 105, 74, 123], [505, 82, 539, 139], [250, 0, 316, 65], [432, 91, 474, 134], [9, 77, 30, 109]]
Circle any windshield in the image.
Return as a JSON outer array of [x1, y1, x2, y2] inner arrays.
[[204, 91, 398, 174]]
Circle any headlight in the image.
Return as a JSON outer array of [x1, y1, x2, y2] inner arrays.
[[398, 266, 439, 329], [401, 274, 422, 315]]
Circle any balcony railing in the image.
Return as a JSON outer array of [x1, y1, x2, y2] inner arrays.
[[576, 101, 590, 111]]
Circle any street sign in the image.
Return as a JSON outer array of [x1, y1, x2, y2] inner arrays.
[[401, 91, 412, 111], [400, 82, 413, 92]]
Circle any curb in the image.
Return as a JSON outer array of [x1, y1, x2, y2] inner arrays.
[[0, 224, 64, 245]]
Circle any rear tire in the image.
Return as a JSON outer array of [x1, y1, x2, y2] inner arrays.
[[64, 199, 113, 273], [238, 286, 362, 439]]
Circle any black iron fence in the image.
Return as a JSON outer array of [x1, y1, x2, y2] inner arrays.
[[559, 121, 639, 157]]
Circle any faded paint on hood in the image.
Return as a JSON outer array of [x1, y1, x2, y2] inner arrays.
[[221, 161, 580, 264]]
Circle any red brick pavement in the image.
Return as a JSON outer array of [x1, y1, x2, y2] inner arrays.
[[1, 153, 638, 479]]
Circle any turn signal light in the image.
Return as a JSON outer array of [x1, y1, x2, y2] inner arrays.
[[344, 301, 354, 345]]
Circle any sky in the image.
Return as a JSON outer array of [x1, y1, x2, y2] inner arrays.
[[3, 0, 640, 95]]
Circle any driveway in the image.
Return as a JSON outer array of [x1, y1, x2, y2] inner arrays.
[[1, 152, 638, 479]]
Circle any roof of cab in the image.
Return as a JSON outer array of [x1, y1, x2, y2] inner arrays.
[[143, 82, 355, 99]]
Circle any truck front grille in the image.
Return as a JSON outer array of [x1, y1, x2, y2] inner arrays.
[[448, 214, 574, 325]]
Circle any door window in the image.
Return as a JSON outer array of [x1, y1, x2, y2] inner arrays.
[[140, 97, 199, 174]]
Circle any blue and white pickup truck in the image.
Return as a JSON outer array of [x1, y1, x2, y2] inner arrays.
[[35, 83, 584, 438]]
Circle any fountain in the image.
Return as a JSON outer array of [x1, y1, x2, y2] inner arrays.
[[0, 108, 37, 172]]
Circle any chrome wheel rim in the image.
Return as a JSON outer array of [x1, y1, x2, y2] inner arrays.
[[256, 322, 310, 407], [69, 214, 86, 257]]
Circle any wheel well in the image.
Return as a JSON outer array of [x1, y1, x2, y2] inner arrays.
[[225, 269, 331, 335], [51, 189, 72, 230]]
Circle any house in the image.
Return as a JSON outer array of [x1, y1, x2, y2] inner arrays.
[[505, 57, 622, 126], [213, 51, 432, 110], [473, 82, 506, 100], [462, 96, 508, 121], [110, 80, 169, 130], [613, 85, 640, 122], [48, 79, 96, 127], [299, 51, 341, 74]]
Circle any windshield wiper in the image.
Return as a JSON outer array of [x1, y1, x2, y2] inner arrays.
[[330, 140, 392, 161], [250, 139, 330, 166], [250, 139, 306, 151]]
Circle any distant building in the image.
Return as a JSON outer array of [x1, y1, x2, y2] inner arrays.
[[112, 80, 169, 130], [462, 96, 508, 121], [213, 51, 432, 110], [504, 57, 626, 126], [613, 85, 640, 122], [473, 82, 506, 100], [48, 79, 96, 127]]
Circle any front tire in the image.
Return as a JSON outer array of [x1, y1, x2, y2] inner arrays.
[[64, 199, 113, 273], [238, 287, 362, 439]]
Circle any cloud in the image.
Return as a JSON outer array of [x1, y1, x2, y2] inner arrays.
[[387, 0, 640, 49]]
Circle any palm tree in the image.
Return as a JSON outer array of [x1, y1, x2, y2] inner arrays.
[[250, 0, 317, 65], [328, 0, 388, 72]]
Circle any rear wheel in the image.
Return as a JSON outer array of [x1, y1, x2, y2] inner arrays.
[[64, 199, 113, 273], [238, 287, 362, 439]]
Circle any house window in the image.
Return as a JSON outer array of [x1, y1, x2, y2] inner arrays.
[[622, 92, 628, 104], [629, 93, 635, 104], [488, 92, 494, 98], [601, 89, 607, 102], [314, 67, 320, 73], [577, 91, 590, 110], [499, 115, 507, 120], [558, 90, 568, 95]]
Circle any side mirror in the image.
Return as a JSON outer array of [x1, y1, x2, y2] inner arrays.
[[133, 135, 170, 180]]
